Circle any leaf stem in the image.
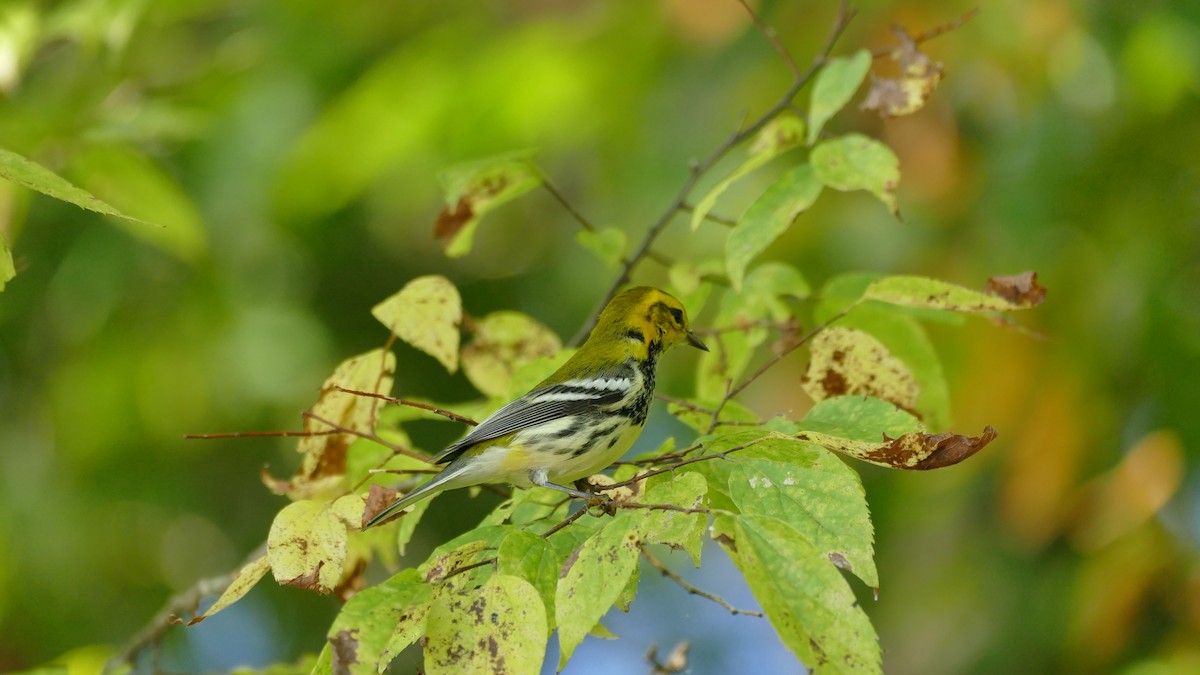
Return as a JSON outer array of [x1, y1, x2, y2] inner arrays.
[[639, 546, 763, 617]]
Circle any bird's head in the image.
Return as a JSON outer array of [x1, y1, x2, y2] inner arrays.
[[592, 286, 708, 358]]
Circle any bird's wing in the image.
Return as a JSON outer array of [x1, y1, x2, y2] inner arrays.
[[431, 370, 635, 465]]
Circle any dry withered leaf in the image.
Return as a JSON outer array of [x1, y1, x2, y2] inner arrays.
[[434, 198, 474, 243], [362, 483, 401, 529], [861, 26, 944, 118], [798, 426, 997, 470], [801, 327, 920, 414], [984, 271, 1048, 307]]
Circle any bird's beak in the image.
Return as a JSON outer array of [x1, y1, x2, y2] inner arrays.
[[686, 331, 709, 352]]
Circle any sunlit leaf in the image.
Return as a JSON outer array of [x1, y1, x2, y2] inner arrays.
[[865, 274, 1047, 312], [575, 227, 627, 268], [556, 515, 641, 668], [802, 327, 919, 413], [638, 471, 708, 566], [691, 115, 805, 231], [185, 555, 270, 626], [425, 574, 547, 675], [808, 50, 872, 144], [462, 311, 562, 397], [728, 457, 877, 587], [372, 275, 462, 372], [434, 151, 542, 258], [267, 496, 363, 594], [326, 568, 431, 674], [0, 147, 148, 224], [800, 395, 922, 442], [726, 163, 823, 290], [811, 134, 900, 217], [497, 529, 561, 630], [713, 514, 880, 673]]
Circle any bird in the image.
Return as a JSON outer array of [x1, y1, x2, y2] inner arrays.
[[363, 286, 708, 529]]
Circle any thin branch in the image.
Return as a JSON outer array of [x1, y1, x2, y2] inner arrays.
[[678, 203, 738, 227], [541, 506, 591, 538], [615, 500, 711, 515], [334, 386, 478, 426], [542, 178, 597, 232], [568, 0, 857, 346], [184, 429, 336, 440], [736, 0, 800, 77], [640, 546, 763, 617], [871, 7, 980, 58], [104, 543, 268, 673], [304, 411, 432, 463]]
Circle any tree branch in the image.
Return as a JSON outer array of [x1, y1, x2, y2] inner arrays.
[[333, 386, 478, 426], [640, 546, 763, 617]]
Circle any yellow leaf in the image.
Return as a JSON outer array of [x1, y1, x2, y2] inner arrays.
[[462, 311, 562, 397], [187, 555, 270, 625], [802, 327, 919, 413], [267, 499, 354, 594], [372, 276, 462, 372]]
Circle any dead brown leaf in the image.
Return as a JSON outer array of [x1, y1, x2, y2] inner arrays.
[[984, 271, 1048, 307]]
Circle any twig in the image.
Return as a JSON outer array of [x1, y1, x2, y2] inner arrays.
[[679, 203, 738, 227], [333, 386, 478, 426], [304, 410, 432, 463], [615, 501, 711, 515], [568, 0, 857, 346], [871, 7, 980, 58], [542, 178, 597, 232], [640, 546, 763, 617], [104, 543, 268, 673], [736, 0, 800, 77], [185, 429, 336, 440], [541, 506, 590, 538]]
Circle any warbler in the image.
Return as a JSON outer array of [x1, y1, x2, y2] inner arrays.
[[363, 286, 707, 529]]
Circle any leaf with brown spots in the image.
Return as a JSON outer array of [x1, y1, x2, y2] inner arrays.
[[462, 311, 562, 397], [267, 495, 365, 594], [424, 574, 547, 675], [861, 27, 945, 118], [801, 327, 920, 414], [797, 426, 997, 470], [811, 133, 901, 218], [984, 271, 1048, 307], [326, 568, 431, 674], [555, 515, 643, 669], [865, 274, 1047, 313], [373, 276, 462, 372], [361, 484, 400, 529], [263, 349, 396, 500], [433, 151, 542, 258]]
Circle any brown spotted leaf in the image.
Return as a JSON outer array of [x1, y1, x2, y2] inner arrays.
[[267, 495, 364, 594], [424, 574, 547, 675], [361, 483, 400, 529], [984, 271, 1048, 307], [866, 274, 1047, 313], [861, 27, 945, 118], [556, 515, 642, 669], [185, 554, 270, 626], [798, 426, 997, 470], [801, 327, 919, 414], [264, 349, 396, 500], [433, 151, 542, 258], [327, 568, 431, 674]]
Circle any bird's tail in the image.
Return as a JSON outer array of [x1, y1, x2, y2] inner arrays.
[[360, 465, 465, 530]]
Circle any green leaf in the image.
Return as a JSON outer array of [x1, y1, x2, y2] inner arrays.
[[1, 231, 14, 292], [497, 529, 561, 629], [326, 568, 431, 674], [728, 457, 877, 587], [691, 115, 806, 231], [714, 514, 880, 673], [808, 50, 873, 145], [800, 395, 922, 442], [801, 327, 919, 412], [424, 574, 547, 675], [575, 227, 627, 268], [418, 525, 511, 584], [864, 274, 1045, 312], [669, 397, 758, 434], [186, 555, 270, 626], [638, 471, 708, 566], [0, 147, 147, 224], [811, 134, 900, 217], [68, 143, 207, 261], [726, 163, 823, 290], [372, 275, 462, 372], [462, 311, 562, 397], [435, 151, 543, 258], [555, 515, 642, 668]]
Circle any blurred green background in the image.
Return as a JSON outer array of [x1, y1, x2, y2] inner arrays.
[[1, 0, 1198, 672]]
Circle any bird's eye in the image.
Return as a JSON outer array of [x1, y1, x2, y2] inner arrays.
[[668, 307, 684, 325]]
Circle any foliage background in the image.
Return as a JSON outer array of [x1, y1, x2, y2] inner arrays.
[[1, 0, 1198, 672]]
